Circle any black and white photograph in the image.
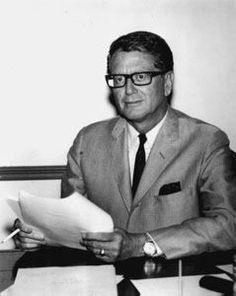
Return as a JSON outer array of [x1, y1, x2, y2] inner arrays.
[[0, 1, 236, 295]]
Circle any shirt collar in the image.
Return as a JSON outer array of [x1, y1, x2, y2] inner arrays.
[[127, 111, 168, 149]]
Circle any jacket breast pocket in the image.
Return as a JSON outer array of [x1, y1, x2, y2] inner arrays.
[[154, 187, 198, 225]]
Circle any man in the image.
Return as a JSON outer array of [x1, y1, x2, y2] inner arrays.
[[15, 31, 236, 263]]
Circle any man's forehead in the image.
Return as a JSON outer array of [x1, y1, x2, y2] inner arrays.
[[110, 50, 156, 68]]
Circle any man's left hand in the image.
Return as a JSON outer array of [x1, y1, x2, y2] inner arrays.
[[81, 228, 143, 262]]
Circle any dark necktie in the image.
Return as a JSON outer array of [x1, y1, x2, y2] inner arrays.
[[132, 133, 147, 197]]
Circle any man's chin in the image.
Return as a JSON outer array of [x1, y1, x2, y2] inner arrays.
[[123, 113, 145, 123]]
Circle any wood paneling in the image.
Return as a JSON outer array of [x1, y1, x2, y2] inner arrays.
[[0, 166, 66, 181]]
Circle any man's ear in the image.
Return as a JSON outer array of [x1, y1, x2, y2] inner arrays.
[[164, 71, 174, 96]]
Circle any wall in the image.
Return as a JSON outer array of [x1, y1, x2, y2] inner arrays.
[[0, 0, 236, 166]]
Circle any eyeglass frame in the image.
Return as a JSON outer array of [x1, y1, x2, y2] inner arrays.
[[105, 71, 167, 89]]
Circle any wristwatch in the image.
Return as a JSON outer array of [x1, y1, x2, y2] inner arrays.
[[143, 233, 158, 257]]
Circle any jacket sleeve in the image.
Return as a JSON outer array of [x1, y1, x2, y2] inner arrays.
[[152, 130, 236, 259], [61, 129, 87, 198]]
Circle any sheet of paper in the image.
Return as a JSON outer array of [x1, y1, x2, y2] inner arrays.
[[131, 273, 230, 296], [216, 264, 233, 276], [18, 191, 114, 249], [2, 265, 117, 296]]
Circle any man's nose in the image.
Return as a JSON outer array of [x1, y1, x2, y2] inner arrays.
[[125, 78, 137, 95]]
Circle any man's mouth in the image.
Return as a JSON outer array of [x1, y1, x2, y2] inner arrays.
[[124, 100, 142, 105]]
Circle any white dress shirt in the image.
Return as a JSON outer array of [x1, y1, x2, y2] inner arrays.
[[127, 112, 167, 184]]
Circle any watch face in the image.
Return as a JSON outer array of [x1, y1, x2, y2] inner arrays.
[[143, 241, 156, 256]]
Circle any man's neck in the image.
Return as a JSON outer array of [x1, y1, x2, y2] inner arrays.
[[128, 106, 168, 134]]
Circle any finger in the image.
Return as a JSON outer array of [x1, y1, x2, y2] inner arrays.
[[18, 230, 45, 241], [15, 235, 45, 249], [80, 236, 114, 251], [14, 219, 33, 234], [81, 239, 110, 256], [81, 232, 114, 241], [82, 240, 120, 261], [14, 219, 45, 241], [80, 239, 105, 250], [85, 245, 104, 256], [17, 235, 45, 244], [95, 250, 116, 263], [14, 236, 43, 250], [89, 246, 111, 260], [96, 255, 114, 263], [16, 241, 42, 251]]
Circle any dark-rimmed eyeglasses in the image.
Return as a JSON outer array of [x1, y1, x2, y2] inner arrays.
[[105, 71, 166, 88]]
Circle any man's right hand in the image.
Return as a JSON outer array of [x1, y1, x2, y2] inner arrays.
[[13, 218, 46, 250]]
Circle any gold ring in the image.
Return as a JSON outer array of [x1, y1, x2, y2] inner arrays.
[[100, 248, 105, 256]]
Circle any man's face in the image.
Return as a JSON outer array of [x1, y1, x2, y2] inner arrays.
[[109, 50, 172, 131]]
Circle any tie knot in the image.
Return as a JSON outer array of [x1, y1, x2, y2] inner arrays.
[[138, 133, 147, 145]]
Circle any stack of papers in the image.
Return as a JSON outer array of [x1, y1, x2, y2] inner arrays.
[[2, 265, 117, 296], [18, 191, 114, 249]]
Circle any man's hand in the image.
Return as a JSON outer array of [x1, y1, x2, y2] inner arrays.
[[81, 228, 144, 262], [13, 218, 46, 251]]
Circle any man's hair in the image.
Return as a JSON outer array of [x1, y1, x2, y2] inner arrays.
[[107, 31, 174, 74]]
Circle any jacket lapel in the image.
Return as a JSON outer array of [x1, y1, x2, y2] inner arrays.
[[132, 108, 180, 207], [111, 118, 133, 212]]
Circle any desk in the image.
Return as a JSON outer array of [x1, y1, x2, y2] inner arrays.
[[0, 247, 234, 295]]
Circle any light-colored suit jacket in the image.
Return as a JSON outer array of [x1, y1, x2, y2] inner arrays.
[[61, 107, 236, 259]]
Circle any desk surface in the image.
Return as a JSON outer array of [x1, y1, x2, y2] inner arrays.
[[0, 247, 235, 295]]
